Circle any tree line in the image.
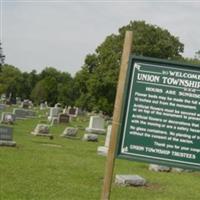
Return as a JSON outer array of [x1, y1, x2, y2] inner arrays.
[[0, 21, 200, 115]]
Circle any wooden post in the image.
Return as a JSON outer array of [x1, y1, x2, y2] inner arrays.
[[101, 31, 133, 200]]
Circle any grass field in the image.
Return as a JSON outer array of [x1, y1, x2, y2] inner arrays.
[[0, 107, 200, 200]]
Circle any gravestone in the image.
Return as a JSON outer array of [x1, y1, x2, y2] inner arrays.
[[85, 116, 106, 134], [40, 103, 45, 110], [149, 164, 171, 172], [48, 107, 61, 122], [1, 94, 6, 102], [13, 108, 36, 119], [68, 107, 78, 118], [97, 125, 112, 156], [1, 112, 15, 124], [13, 108, 27, 119], [0, 104, 6, 110], [31, 124, 53, 139], [26, 110, 36, 118], [16, 97, 21, 105], [50, 117, 59, 126], [0, 125, 16, 146], [55, 103, 62, 108], [148, 164, 190, 173], [82, 133, 98, 142], [21, 100, 29, 109], [40, 102, 48, 110], [61, 127, 78, 138], [115, 175, 146, 187], [58, 113, 69, 124]]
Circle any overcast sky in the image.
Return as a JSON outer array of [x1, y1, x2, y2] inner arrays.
[[1, 0, 200, 76]]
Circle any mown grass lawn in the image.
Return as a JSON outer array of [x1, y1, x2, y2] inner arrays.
[[0, 108, 200, 200]]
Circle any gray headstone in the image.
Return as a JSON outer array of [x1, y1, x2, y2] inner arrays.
[[32, 124, 50, 134], [0, 126, 13, 141], [40, 103, 47, 110], [61, 127, 78, 137], [58, 113, 69, 123], [115, 175, 146, 186], [1, 112, 15, 124], [26, 110, 36, 118], [31, 124, 53, 139], [13, 108, 36, 119], [82, 133, 98, 142], [171, 168, 192, 173], [0, 104, 6, 110], [21, 99, 30, 109], [0, 125, 16, 146], [85, 116, 106, 134], [149, 164, 171, 172]]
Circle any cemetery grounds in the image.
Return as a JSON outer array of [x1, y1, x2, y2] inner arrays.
[[0, 106, 200, 200]]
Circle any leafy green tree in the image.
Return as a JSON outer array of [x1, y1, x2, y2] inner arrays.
[[30, 79, 48, 104], [74, 20, 184, 115], [31, 76, 58, 105], [31, 67, 73, 106], [0, 64, 22, 97], [0, 42, 5, 71]]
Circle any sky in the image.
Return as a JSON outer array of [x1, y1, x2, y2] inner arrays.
[[1, 0, 200, 76]]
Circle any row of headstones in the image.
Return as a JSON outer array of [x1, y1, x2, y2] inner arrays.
[[47, 106, 80, 125], [31, 124, 78, 139], [0, 99, 32, 108], [0, 108, 37, 146], [0, 106, 79, 146], [0, 108, 36, 124], [31, 115, 109, 140]]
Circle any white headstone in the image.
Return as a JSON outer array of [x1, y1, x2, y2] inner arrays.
[[40, 103, 47, 110], [85, 116, 106, 134], [105, 125, 112, 147], [48, 107, 61, 122], [97, 125, 112, 156]]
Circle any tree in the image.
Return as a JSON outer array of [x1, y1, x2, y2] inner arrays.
[[0, 42, 5, 70], [74, 20, 184, 115], [0, 64, 22, 97], [31, 67, 74, 106]]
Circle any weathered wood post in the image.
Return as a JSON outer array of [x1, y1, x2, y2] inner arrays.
[[101, 31, 133, 200]]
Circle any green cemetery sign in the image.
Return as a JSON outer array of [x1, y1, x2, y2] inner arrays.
[[117, 55, 200, 170]]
